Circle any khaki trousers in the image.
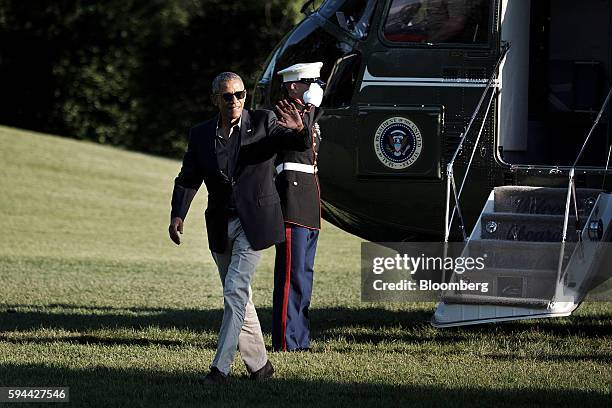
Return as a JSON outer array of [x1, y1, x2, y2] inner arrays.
[[210, 216, 268, 375]]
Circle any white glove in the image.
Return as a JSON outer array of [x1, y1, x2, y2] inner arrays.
[[303, 83, 324, 107]]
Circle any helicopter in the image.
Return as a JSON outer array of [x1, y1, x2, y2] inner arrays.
[[252, 0, 612, 327], [253, 0, 612, 326]]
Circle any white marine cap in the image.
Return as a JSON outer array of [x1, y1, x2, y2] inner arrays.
[[277, 62, 324, 83]]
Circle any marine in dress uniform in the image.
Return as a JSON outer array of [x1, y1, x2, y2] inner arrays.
[[272, 62, 325, 352]]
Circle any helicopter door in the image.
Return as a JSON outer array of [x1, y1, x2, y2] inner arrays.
[[353, 0, 495, 180]]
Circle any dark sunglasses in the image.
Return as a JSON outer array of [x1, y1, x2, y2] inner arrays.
[[216, 90, 246, 102]]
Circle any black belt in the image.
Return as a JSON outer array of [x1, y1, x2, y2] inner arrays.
[[226, 208, 238, 217]]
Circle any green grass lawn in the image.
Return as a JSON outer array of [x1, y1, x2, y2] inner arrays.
[[0, 125, 610, 407]]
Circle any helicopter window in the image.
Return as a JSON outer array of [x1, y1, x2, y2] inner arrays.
[[322, 53, 361, 108], [318, 0, 375, 39], [383, 0, 489, 44]]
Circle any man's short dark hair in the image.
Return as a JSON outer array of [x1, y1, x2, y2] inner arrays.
[[212, 72, 244, 93]]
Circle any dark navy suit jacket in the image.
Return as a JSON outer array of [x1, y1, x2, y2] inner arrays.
[[172, 109, 310, 252]]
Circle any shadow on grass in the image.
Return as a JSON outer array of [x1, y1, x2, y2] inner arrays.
[[0, 305, 466, 348], [0, 304, 432, 335], [0, 333, 196, 348], [0, 362, 609, 408], [455, 315, 612, 337], [484, 353, 612, 364], [1, 304, 610, 350]]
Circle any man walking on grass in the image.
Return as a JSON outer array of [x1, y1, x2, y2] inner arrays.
[[168, 72, 310, 384]]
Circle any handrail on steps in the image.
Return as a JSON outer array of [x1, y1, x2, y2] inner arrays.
[[553, 84, 612, 303], [561, 85, 612, 244], [444, 44, 509, 242]]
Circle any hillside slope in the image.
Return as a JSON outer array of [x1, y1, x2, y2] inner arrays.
[[0, 125, 360, 308]]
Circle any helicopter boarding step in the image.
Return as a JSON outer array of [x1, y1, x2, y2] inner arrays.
[[432, 186, 612, 327]]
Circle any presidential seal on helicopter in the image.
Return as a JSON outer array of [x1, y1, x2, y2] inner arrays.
[[374, 116, 423, 169]]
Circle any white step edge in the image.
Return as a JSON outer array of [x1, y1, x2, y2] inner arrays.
[[431, 301, 578, 328]]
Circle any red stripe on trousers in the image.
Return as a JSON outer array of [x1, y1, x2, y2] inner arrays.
[[281, 226, 292, 351]]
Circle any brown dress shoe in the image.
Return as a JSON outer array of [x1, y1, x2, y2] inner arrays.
[[250, 360, 274, 381], [198, 367, 228, 385]]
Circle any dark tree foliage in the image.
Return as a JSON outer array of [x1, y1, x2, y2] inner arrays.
[[0, 0, 302, 156]]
